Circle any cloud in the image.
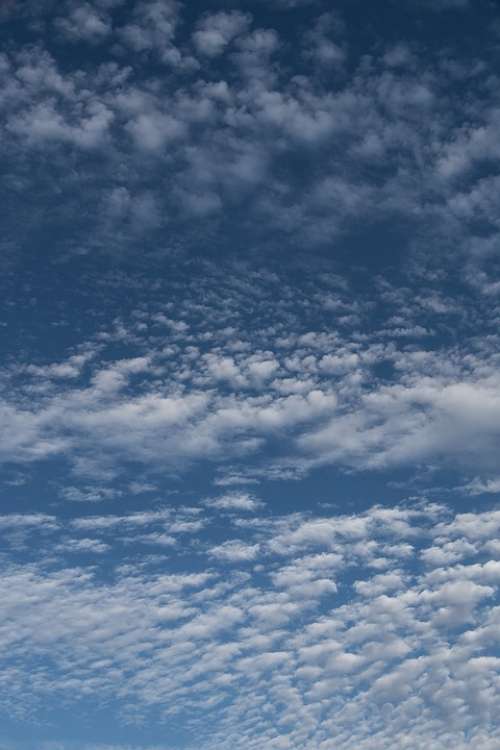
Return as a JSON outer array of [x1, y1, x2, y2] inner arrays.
[[0, 0, 497, 265], [209, 540, 261, 561], [302, 12, 346, 68], [460, 477, 500, 496], [1, 262, 500, 484], [3, 2, 500, 749], [299, 375, 500, 472], [54, 537, 111, 553], [206, 492, 264, 512], [2, 500, 500, 747], [117, 0, 181, 61], [54, 2, 112, 42], [192, 12, 251, 57]]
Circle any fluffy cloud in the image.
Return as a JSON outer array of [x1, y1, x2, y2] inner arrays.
[[2, 4, 500, 748], [299, 375, 500, 471], [0, 0, 498, 264], [2, 264, 500, 483], [206, 492, 264, 512], [54, 2, 112, 42], [2, 500, 500, 748], [192, 12, 251, 57]]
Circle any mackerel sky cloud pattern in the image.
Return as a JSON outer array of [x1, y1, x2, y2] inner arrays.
[[2, 1, 500, 749]]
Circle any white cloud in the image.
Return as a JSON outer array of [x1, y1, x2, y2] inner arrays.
[[193, 12, 251, 57], [54, 2, 112, 43], [125, 111, 186, 150], [461, 477, 500, 495], [2, 500, 500, 748], [54, 537, 111, 553], [207, 492, 264, 512], [0, 1, 497, 264], [1, 269, 500, 484], [209, 540, 260, 561], [3, 3, 500, 748]]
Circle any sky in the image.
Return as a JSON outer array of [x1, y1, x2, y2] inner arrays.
[[2, 0, 500, 748]]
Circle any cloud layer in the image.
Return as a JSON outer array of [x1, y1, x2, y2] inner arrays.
[[1, 0, 499, 276], [2, 1, 500, 748], [3, 499, 500, 749], [2, 263, 500, 486]]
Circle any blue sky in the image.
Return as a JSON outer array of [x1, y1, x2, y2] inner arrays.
[[2, 0, 500, 748]]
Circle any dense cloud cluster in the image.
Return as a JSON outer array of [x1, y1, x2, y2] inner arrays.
[[0, 0, 499, 276], [3, 499, 500, 749], [2, 263, 500, 487], [4, 259, 500, 746]]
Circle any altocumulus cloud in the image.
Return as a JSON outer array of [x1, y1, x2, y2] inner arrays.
[[2, 0, 500, 748], [0, 0, 499, 273], [2, 266, 500, 479], [2, 500, 500, 749]]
